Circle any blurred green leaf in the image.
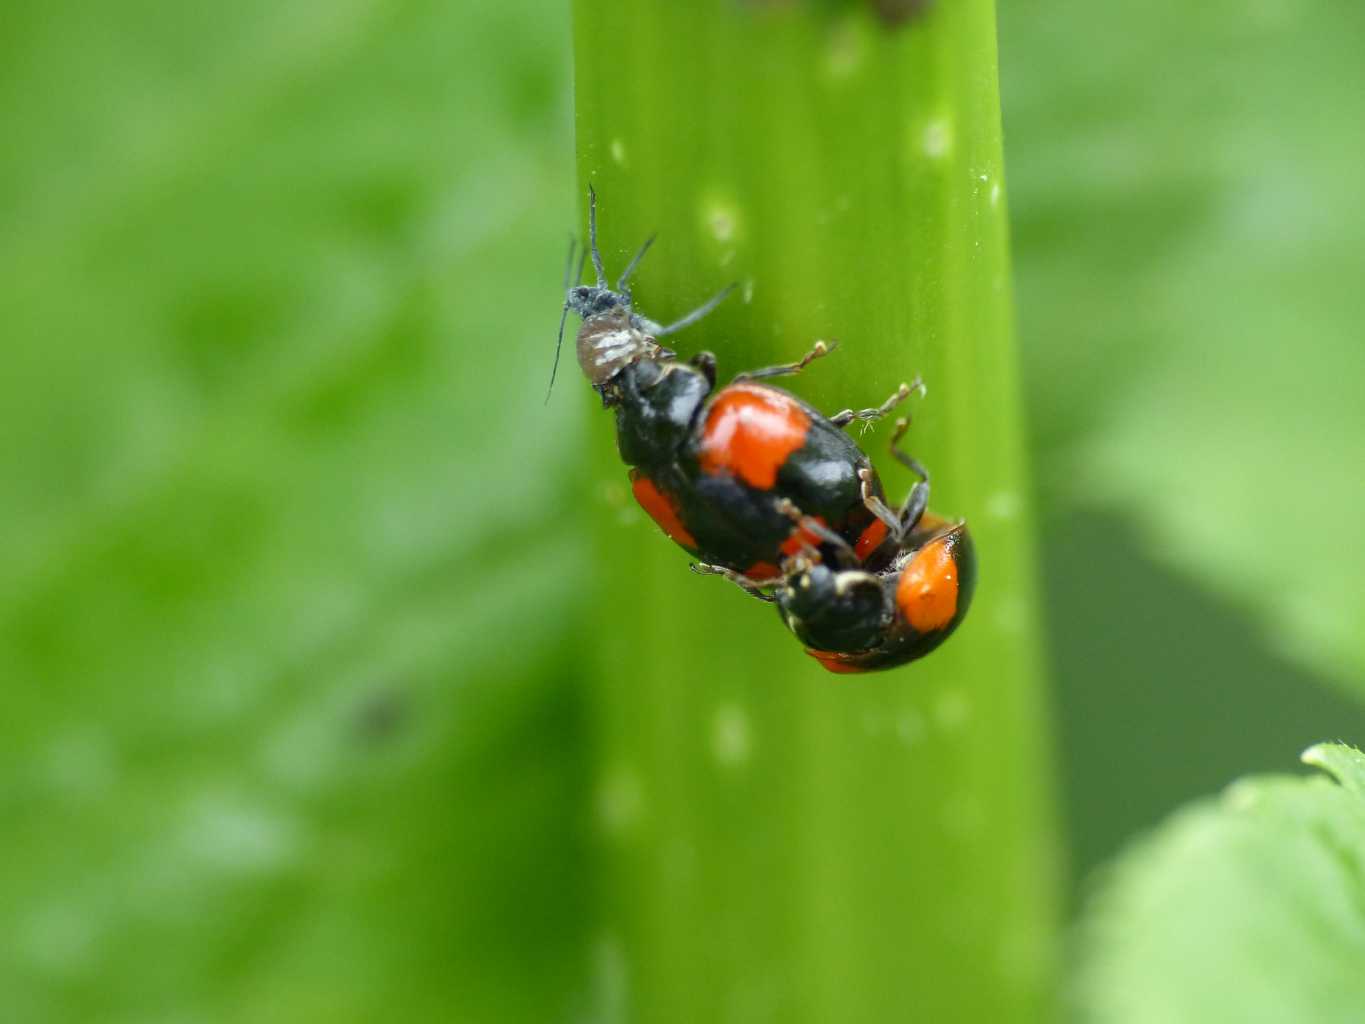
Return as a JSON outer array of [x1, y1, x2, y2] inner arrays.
[[1074, 742, 1365, 1024], [1003, 0, 1365, 696], [1, 1, 591, 1020], [1303, 742, 1365, 795]]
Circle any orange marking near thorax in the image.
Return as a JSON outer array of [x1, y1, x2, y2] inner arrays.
[[896, 535, 959, 632], [630, 471, 698, 551], [698, 384, 810, 490], [854, 519, 889, 562]]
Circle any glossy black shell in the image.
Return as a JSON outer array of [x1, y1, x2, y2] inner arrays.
[[780, 522, 977, 674], [607, 356, 889, 574]]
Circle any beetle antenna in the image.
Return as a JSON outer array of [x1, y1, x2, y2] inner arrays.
[[545, 302, 571, 404], [588, 185, 607, 288]]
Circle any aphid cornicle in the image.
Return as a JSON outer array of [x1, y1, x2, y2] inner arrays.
[[550, 187, 921, 578]]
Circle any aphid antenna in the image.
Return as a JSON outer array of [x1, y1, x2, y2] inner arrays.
[[617, 233, 655, 303], [587, 184, 607, 289]]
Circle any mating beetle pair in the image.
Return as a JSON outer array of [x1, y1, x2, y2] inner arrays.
[[549, 188, 975, 673]]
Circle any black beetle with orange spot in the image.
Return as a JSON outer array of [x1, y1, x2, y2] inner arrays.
[[547, 188, 920, 580], [780, 514, 976, 674], [695, 436, 978, 674]]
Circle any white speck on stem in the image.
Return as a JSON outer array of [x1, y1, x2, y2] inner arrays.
[[704, 200, 739, 243], [593, 932, 631, 1024], [990, 182, 1002, 206], [934, 691, 971, 732], [712, 703, 752, 766], [986, 490, 1021, 521], [598, 767, 644, 834], [921, 118, 953, 161]]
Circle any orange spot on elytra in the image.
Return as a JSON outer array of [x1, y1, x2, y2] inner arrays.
[[698, 384, 810, 490], [630, 471, 698, 552], [896, 535, 959, 632], [854, 518, 889, 562], [806, 649, 869, 675]]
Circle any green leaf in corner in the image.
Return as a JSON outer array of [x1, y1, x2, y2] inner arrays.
[[1302, 743, 1365, 797], [1074, 743, 1365, 1024]]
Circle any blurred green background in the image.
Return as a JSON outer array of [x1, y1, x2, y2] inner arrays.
[[4, 0, 1365, 1020]]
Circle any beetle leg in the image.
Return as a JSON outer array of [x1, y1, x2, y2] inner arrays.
[[829, 377, 923, 429], [859, 467, 904, 542], [690, 562, 778, 603], [886, 417, 931, 536], [733, 339, 837, 382], [774, 497, 857, 562]]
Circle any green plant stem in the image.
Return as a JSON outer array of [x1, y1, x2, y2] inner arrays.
[[572, 2, 1058, 1019]]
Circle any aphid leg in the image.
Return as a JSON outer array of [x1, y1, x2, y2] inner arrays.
[[775, 497, 857, 562], [617, 234, 656, 303], [859, 467, 904, 542], [690, 562, 778, 603], [655, 281, 737, 337], [545, 302, 571, 404], [733, 339, 838, 382], [587, 185, 607, 288], [886, 417, 931, 536], [829, 376, 923, 429]]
